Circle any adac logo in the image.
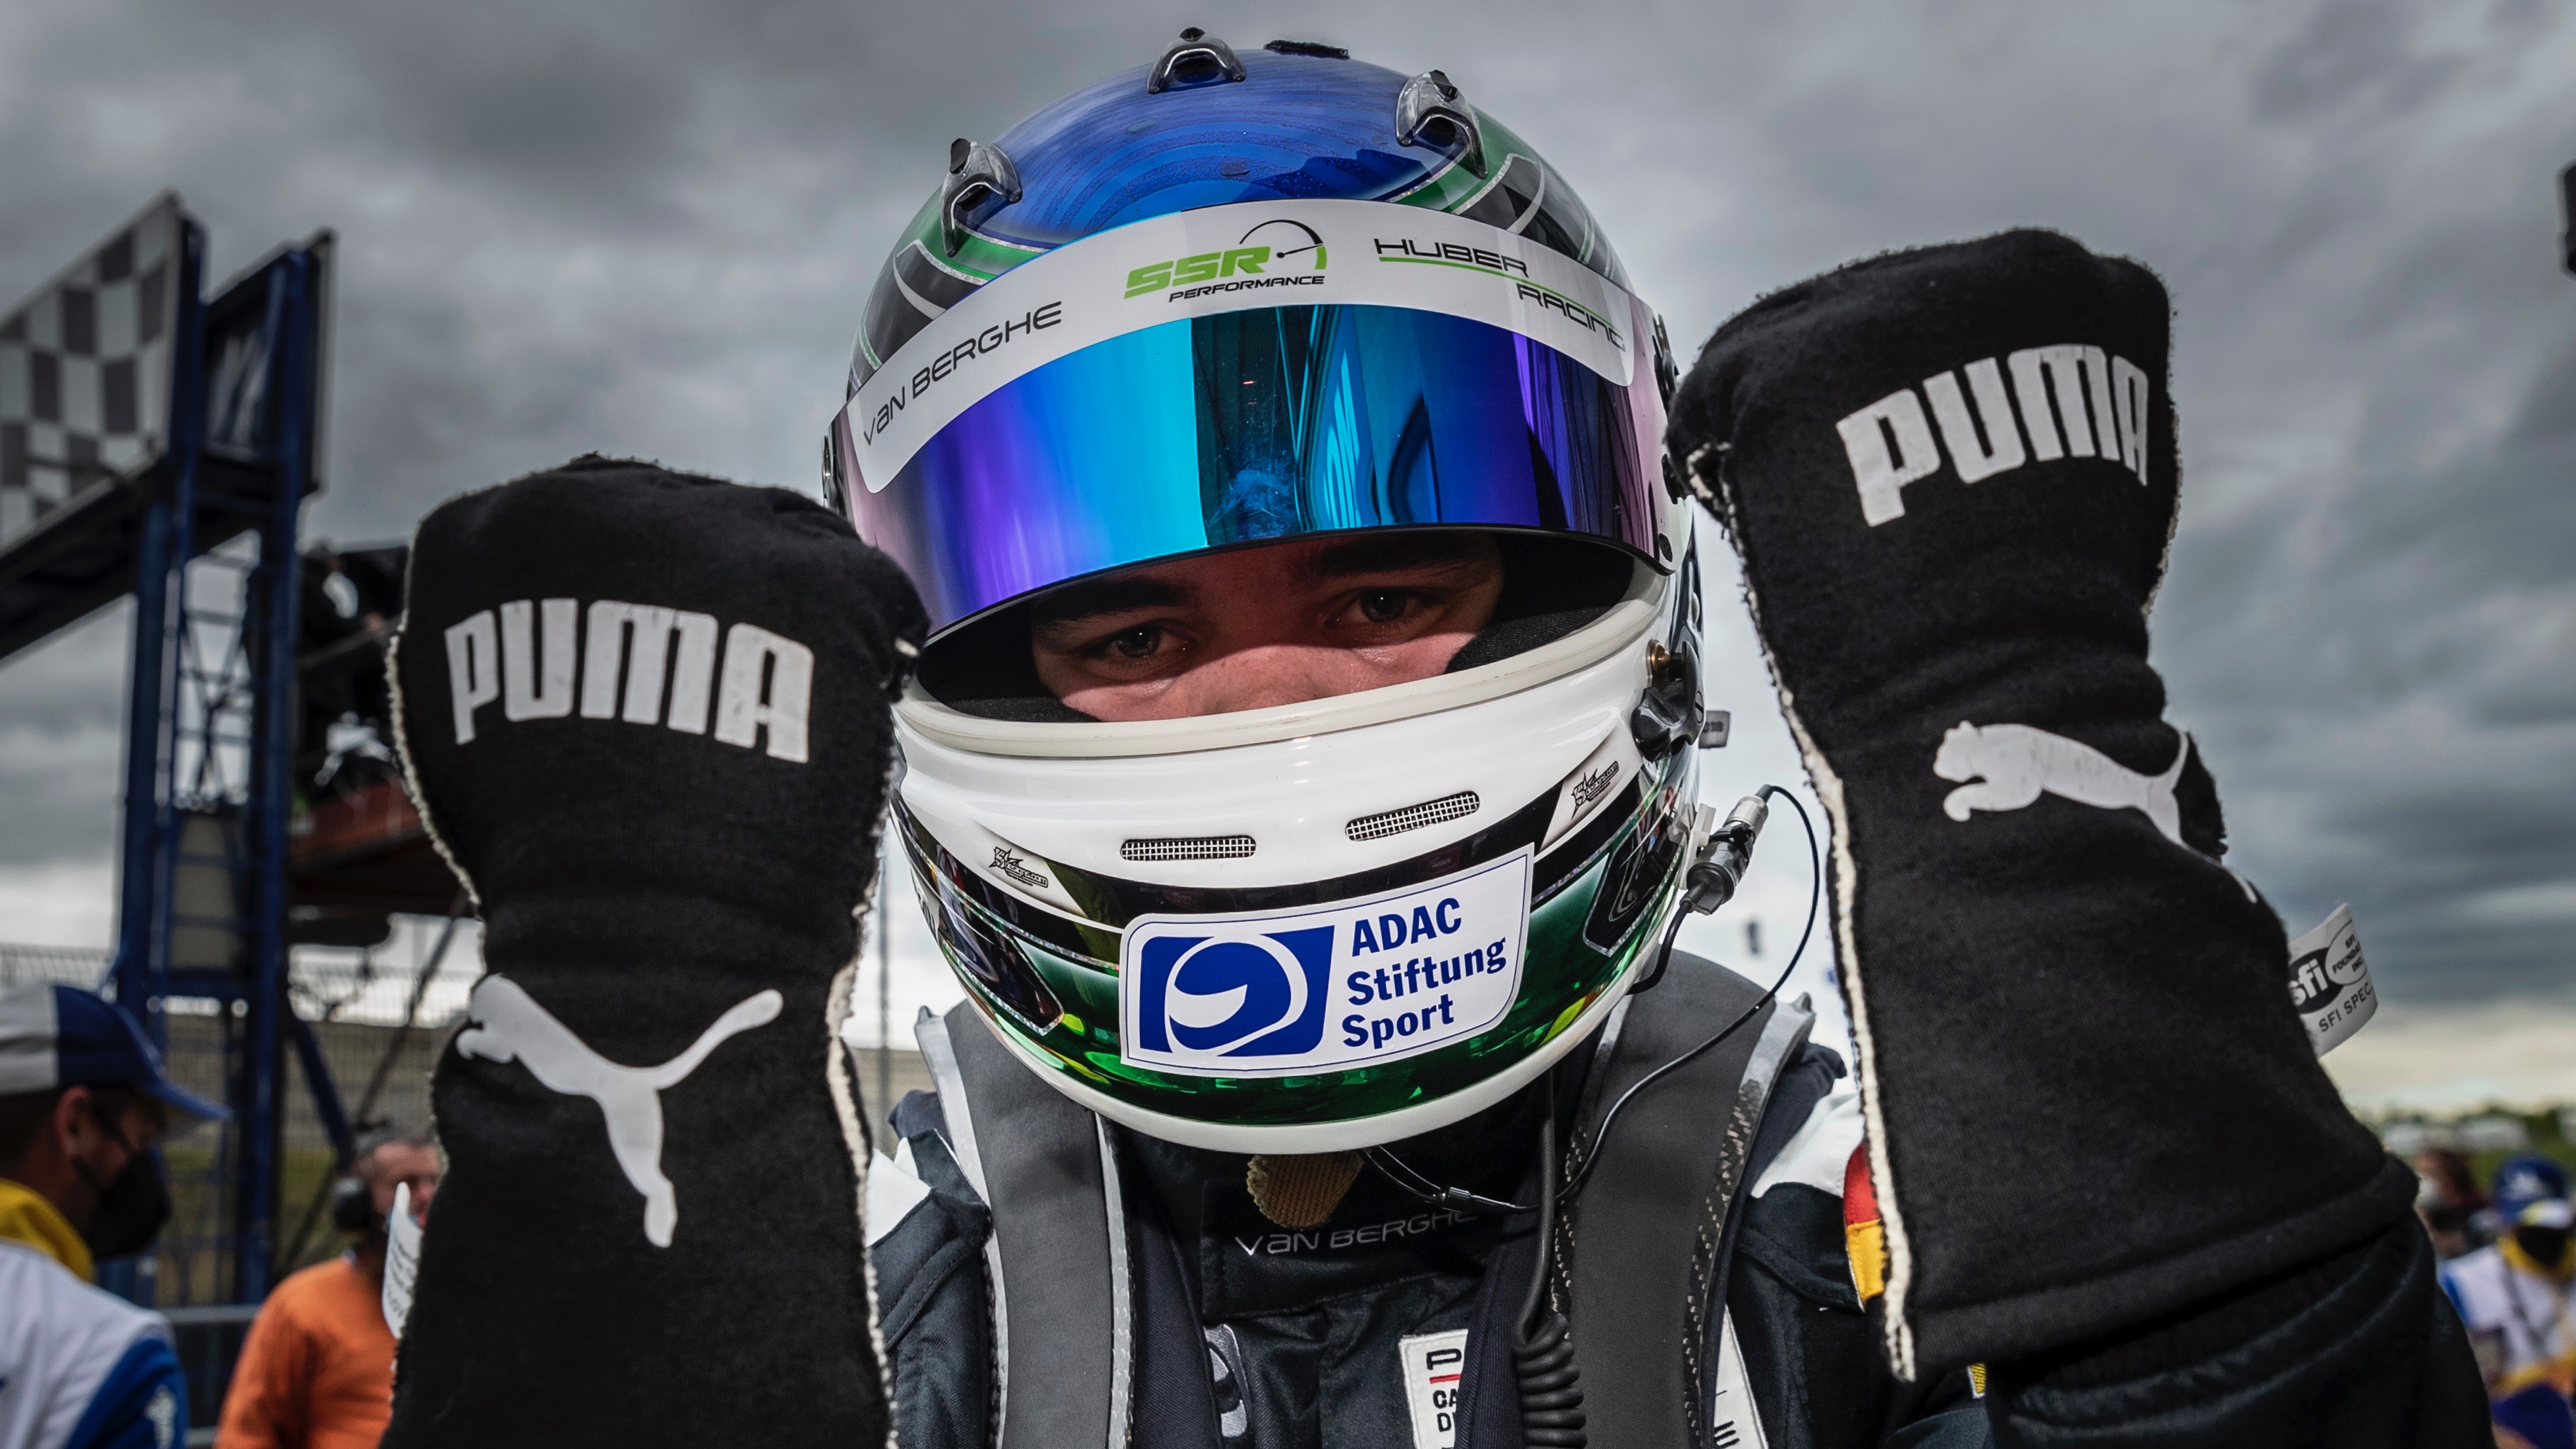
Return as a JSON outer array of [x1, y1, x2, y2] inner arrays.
[[1124, 219, 1329, 300], [1131, 926, 1334, 1059]]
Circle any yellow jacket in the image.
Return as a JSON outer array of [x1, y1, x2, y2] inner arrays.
[[0, 1175, 93, 1281]]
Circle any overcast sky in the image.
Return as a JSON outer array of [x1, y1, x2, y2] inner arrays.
[[2, 0, 2570, 1107]]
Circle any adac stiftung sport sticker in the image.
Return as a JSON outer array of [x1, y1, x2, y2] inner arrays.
[[1120, 849, 1533, 1079]]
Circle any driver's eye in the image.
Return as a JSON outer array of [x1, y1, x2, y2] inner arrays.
[[1357, 591, 1408, 625], [1108, 626, 1163, 660]]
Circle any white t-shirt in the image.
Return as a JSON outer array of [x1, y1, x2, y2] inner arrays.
[[2443, 1243, 2576, 1388], [0, 1240, 182, 1449]]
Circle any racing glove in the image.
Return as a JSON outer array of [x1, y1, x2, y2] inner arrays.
[[382, 455, 924, 1447], [1665, 231, 2410, 1378]]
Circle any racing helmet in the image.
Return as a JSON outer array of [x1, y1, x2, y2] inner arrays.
[[826, 32, 1712, 1153]]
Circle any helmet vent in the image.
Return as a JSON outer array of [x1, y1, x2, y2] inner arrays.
[[1148, 29, 1248, 94], [1122, 834, 1257, 862], [1346, 791, 1480, 843]]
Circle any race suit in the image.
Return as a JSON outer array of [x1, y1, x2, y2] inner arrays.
[[862, 953, 2487, 1449]]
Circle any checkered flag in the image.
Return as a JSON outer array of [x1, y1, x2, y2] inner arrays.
[[0, 196, 183, 548]]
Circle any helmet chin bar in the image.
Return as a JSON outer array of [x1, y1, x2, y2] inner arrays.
[[895, 611, 1666, 895], [893, 509, 1707, 1149]]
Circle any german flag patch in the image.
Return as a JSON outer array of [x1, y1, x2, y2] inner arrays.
[[1843, 1141, 1886, 1303]]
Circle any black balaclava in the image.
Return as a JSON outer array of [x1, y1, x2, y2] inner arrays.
[[79, 1144, 172, 1261], [2514, 1224, 2573, 1272]]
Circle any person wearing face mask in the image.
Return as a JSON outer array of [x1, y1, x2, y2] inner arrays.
[[217, 1126, 441, 1449], [2418, 1147, 2500, 1260], [2444, 1154, 2576, 1449], [0, 981, 228, 1449]]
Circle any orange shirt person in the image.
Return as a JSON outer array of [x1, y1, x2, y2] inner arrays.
[[217, 1129, 440, 1449]]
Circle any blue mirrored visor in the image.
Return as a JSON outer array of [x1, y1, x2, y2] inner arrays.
[[833, 303, 1667, 638]]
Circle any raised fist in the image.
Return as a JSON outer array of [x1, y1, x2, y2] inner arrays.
[[384, 455, 924, 1447]]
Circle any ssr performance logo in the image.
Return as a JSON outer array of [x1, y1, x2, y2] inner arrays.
[[1120, 850, 1533, 1077], [1125, 219, 1329, 302]]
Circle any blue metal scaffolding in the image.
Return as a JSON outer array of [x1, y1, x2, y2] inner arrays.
[[98, 227, 342, 1308], [0, 198, 470, 1436]]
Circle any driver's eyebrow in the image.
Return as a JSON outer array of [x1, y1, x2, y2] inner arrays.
[[1299, 533, 1491, 583], [1030, 576, 1188, 632]]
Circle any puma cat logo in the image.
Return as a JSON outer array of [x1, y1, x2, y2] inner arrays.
[[1933, 722, 2189, 847], [456, 976, 781, 1247]]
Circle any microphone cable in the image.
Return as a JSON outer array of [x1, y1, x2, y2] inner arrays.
[[1365, 782, 1824, 1445], [1564, 785, 1818, 1202]]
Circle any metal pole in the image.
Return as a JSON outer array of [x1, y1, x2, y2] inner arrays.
[[279, 905, 461, 1272], [876, 854, 892, 1124], [2560, 160, 2575, 276], [145, 224, 212, 1063], [112, 219, 208, 1052], [345, 908, 462, 1130], [234, 252, 313, 1302], [111, 496, 174, 1013]]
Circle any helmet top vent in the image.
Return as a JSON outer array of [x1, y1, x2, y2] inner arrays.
[[1394, 70, 1486, 179], [938, 139, 1023, 257], [1346, 790, 1480, 843], [1122, 834, 1257, 862], [1148, 28, 1248, 93]]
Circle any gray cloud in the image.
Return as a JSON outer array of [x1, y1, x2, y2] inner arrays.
[[0, 606, 127, 867], [0, 0, 2569, 1011]]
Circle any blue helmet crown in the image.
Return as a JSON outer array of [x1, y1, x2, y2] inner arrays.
[[848, 33, 1629, 395]]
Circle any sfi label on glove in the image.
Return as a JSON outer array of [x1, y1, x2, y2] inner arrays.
[[1399, 1329, 1468, 1448], [2288, 903, 2375, 1056], [1120, 850, 1532, 1078], [382, 1183, 421, 1338]]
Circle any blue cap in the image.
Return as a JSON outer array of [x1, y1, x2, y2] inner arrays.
[[0, 983, 228, 1122], [2493, 1153, 2570, 1219]]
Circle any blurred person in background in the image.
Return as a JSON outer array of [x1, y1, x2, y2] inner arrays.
[[0, 982, 228, 1449], [2442, 1154, 2576, 1449], [217, 1127, 440, 1449], [2418, 1146, 2500, 1260]]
